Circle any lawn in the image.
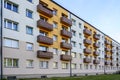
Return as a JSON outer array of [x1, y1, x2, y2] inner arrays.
[[19, 74, 120, 80]]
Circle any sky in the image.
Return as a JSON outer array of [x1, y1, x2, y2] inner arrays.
[[54, 0, 120, 43]]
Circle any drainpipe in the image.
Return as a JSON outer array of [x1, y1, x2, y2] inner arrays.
[[69, 13, 72, 77], [0, 0, 3, 79], [104, 59, 106, 74]]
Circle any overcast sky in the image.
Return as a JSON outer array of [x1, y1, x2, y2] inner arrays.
[[54, 0, 120, 43]]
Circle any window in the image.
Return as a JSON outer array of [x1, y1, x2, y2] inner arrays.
[[40, 31, 47, 36], [80, 54, 82, 58], [62, 26, 67, 30], [90, 56, 92, 60], [62, 63, 68, 69], [4, 1, 18, 12], [62, 38, 67, 42], [53, 48, 58, 55], [53, 9, 57, 15], [4, 19, 18, 31], [26, 60, 33, 68], [71, 63, 76, 69], [79, 43, 82, 49], [40, 16, 47, 22], [53, 62, 58, 69], [27, 0, 32, 3], [39, 46, 47, 51], [71, 41, 76, 47], [79, 23, 81, 28], [72, 19, 76, 26], [99, 65, 101, 70], [80, 64, 82, 69], [72, 30, 76, 36], [61, 51, 67, 55], [90, 65, 92, 69], [79, 33, 82, 38], [53, 22, 57, 28], [4, 58, 18, 68], [26, 26, 33, 35], [40, 61, 48, 69], [53, 35, 57, 41], [26, 43, 33, 51], [84, 64, 88, 70], [4, 38, 19, 48], [95, 65, 97, 69], [26, 9, 33, 18], [71, 52, 76, 58]]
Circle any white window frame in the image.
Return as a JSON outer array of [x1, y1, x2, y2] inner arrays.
[[53, 48, 58, 55], [26, 42, 33, 51], [26, 59, 34, 68], [4, 1, 18, 12], [71, 63, 76, 69], [40, 61, 48, 69], [62, 63, 68, 69], [4, 58, 19, 68], [4, 38, 19, 48], [4, 19, 18, 31], [26, 9, 33, 18], [53, 35, 57, 42], [53, 62, 58, 69]]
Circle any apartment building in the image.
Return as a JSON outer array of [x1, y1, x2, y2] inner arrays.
[[0, 0, 120, 79]]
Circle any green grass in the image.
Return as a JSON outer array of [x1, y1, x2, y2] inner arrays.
[[19, 74, 120, 80]]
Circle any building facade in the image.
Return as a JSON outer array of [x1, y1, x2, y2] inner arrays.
[[0, 0, 120, 79]]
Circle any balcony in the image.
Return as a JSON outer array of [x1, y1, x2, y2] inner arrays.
[[105, 55, 110, 58], [84, 48, 92, 54], [105, 47, 111, 52], [37, 50, 53, 59], [94, 34, 100, 40], [105, 61, 110, 65], [105, 40, 110, 45], [83, 29, 92, 36], [61, 16, 72, 26], [37, 35, 53, 45], [94, 43, 100, 48], [37, 4, 53, 17], [84, 39, 92, 45], [61, 42, 72, 49], [94, 51, 99, 56], [93, 60, 100, 64], [83, 58, 91, 63], [37, 20, 53, 31], [60, 54, 72, 61], [61, 30, 72, 38]]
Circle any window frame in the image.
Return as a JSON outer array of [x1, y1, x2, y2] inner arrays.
[[4, 58, 19, 68], [4, 1, 18, 13], [40, 61, 48, 69], [26, 26, 33, 35], [4, 38, 19, 48], [26, 9, 33, 18], [26, 59, 34, 68], [27, 0, 32, 3], [26, 42, 33, 51], [4, 19, 18, 31]]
